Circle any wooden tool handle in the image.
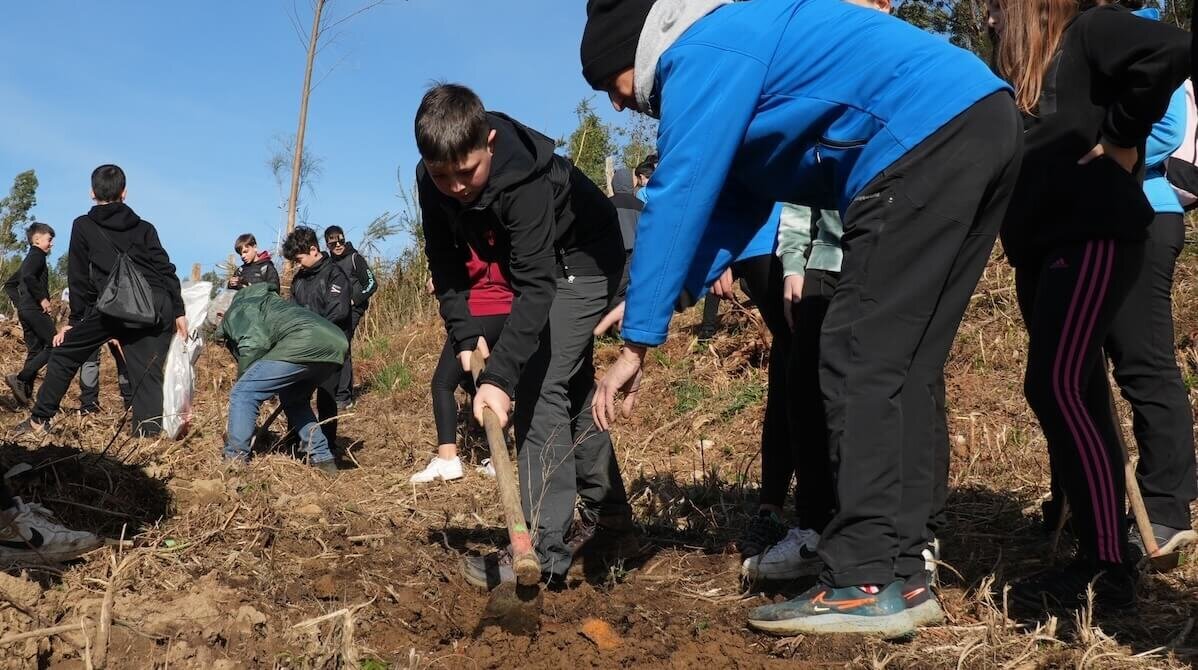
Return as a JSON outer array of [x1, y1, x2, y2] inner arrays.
[[1108, 377, 1160, 556], [471, 348, 541, 585]]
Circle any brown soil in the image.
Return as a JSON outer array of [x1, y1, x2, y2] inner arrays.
[[0, 239, 1195, 669]]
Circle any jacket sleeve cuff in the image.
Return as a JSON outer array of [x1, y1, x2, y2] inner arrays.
[[619, 326, 667, 347], [477, 371, 515, 399], [779, 251, 807, 278], [1101, 110, 1143, 148], [453, 336, 481, 354]]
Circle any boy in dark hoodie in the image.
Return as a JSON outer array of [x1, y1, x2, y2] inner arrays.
[[228, 234, 280, 291], [415, 83, 631, 589], [323, 225, 377, 409], [282, 226, 350, 447], [16, 165, 186, 438], [5, 223, 56, 406]]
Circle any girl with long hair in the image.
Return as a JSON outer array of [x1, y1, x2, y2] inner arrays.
[[989, 0, 1189, 612]]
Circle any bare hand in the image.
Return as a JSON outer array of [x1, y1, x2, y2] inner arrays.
[[53, 325, 72, 347], [425, 277, 435, 295], [473, 383, 512, 428], [594, 301, 626, 336], [1078, 138, 1138, 173], [710, 268, 735, 300], [228, 276, 241, 287], [40, 299, 52, 315], [593, 345, 646, 431], [458, 337, 491, 373], [175, 316, 189, 340], [782, 274, 805, 332]]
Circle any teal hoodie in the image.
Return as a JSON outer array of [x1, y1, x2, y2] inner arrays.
[[776, 205, 842, 277]]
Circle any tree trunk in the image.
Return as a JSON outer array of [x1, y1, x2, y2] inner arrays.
[[287, 0, 324, 237]]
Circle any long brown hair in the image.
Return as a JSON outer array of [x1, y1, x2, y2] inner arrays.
[[994, 0, 1079, 114]]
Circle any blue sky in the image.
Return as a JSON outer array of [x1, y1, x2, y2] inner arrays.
[[0, 1, 627, 276]]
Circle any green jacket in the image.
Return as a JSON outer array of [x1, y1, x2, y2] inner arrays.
[[776, 204, 844, 278], [219, 283, 348, 377]]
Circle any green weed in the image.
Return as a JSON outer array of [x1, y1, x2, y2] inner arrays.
[[373, 361, 414, 392]]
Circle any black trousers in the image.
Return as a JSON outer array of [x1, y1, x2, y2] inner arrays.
[[817, 92, 1022, 586], [431, 314, 509, 445], [335, 307, 364, 404], [1105, 213, 1196, 530], [16, 309, 56, 384], [731, 255, 794, 510], [79, 342, 132, 410], [31, 298, 175, 437], [1018, 239, 1144, 566]]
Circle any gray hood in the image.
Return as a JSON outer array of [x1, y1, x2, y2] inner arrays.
[[612, 168, 635, 194], [634, 0, 734, 117]]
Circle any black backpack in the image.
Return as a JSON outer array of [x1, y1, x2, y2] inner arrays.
[[92, 222, 158, 328]]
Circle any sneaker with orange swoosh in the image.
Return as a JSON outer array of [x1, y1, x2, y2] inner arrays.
[[747, 580, 914, 638]]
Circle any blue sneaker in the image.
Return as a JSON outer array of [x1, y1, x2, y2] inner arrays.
[[747, 580, 914, 638]]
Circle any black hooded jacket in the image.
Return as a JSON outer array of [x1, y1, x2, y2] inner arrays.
[[229, 251, 280, 290], [4, 246, 50, 312], [291, 253, 352, 334], [1000, 6, 1190, 267], [418, 111, 624, 397], [67, 203, 184, 327], [329, 241, 378, 309]]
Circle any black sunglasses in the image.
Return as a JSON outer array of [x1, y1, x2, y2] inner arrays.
[[327, 237, 346, 246]]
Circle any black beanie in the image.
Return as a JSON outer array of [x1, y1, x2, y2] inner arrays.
[[580, 0, 656, 90]]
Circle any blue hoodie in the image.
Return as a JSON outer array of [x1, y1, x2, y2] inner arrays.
[[1133, 7, 1186, 215], [622, 0, 1009, 346]]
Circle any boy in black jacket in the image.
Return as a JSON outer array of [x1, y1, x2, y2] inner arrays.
[[228, 233, 280, 291], [5, 223, 56, 405], [282, 226, 351, 446], [16, 165, 186, 438], [323, 225, 377, 409], [416, 83, 631, 588]]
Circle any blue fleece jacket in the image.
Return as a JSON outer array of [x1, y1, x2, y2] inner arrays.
[[1133, 7, 1186, 215], [622, 0, 1008, 346]]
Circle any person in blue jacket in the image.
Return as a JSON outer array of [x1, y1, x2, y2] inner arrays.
[[580, 0, 1022, 637]]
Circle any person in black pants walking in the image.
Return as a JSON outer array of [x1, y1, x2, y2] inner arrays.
[[324, 226, 377, 410], [5, 223, 57, 406], [16, 165, 187, 438], [991, 0, 1190, 611]]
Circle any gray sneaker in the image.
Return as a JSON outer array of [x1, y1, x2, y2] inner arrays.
[[1130, 522, 1198, 572], [5, 375, 30, 406], [463, 548, 516, 590]]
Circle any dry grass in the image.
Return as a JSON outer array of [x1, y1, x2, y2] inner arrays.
[[0, 227, 1193, 668]]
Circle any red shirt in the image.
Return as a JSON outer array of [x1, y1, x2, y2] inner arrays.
[[465, 239, 513, 317]]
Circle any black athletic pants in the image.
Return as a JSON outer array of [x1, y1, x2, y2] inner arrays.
[[31, 295, 175, 437], [731, 255, 795, 511], [16, 309, 56, 385], [790, 268, 950, 542], [1017, 239, 1144, 566], [1105, 213, 1196, 530], [335, 307, 364, 404], [817, 92, 1022, 586], [430, 314, 509, 445]]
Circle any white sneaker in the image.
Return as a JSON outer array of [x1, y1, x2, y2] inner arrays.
[[922, 536, 941, 585], [741, 527, 821, 580], [409, 456, 464, 484], [0, 498, 103, 563], [476, 459, 496, 478]]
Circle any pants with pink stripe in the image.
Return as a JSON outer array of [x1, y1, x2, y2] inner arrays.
[[1016, 239, 1144, 566]]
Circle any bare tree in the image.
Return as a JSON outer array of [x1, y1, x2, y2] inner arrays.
[[283, 0, 389, 237]]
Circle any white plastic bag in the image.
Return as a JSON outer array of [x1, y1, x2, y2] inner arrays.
[[162, 282, 212, 439]]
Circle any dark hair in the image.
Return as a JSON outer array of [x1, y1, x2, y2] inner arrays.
[[323, 225, 345, 241], [91, 164, 126, 202], [282, 226, 320, 262], [634, 160, 655, 179], [26, 222, 55, 243], [415, 83, 490, 164], [234, 233, 258, 254]]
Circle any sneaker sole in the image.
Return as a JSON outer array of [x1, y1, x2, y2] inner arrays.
[[0, 540, 104, 564], [409, 473, 464, 484], [906, 599, 946, 627], [748, 611, 914, 639]]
